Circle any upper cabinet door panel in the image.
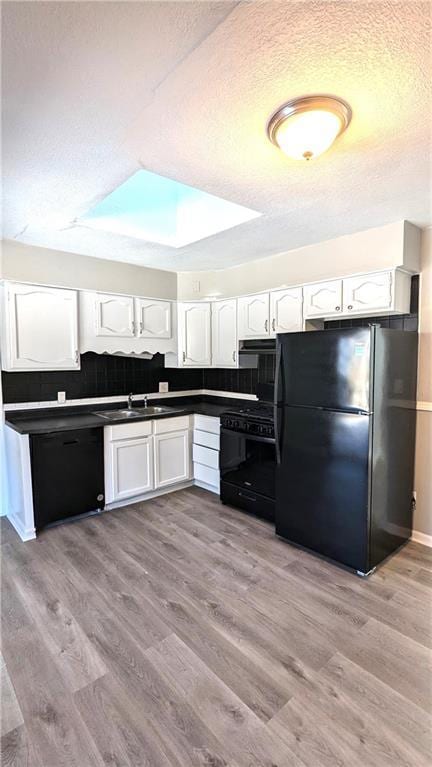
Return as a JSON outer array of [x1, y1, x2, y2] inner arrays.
[[136, 298, 171, 339], [4, 283, 78, 371], [270, 288, 303, 334], [180, 303, 211, 366], [95, 294, 135, 337], [304, 280, 343, 318], [343, 272, 392, 314], [238, 293, 269, 338], [212, 299, 237, 367]]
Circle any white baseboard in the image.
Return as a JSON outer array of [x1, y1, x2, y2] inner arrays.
[[7, 513, 36, 542], [411, 530, 432, 548]]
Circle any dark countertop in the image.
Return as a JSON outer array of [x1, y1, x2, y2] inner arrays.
[[4, 395, 251, 435]]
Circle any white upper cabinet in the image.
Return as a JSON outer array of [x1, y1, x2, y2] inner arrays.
[[304, 280, 343, 319], [342, 272, 392, 314], [212, 299, 238, 367], [95, 293, 135, 337], [178, 303, 211, 366], [1, 282, 79, 371], [238, 293, 270, 338], [270, 287, 303, 334], [136, 298, 171, 339]]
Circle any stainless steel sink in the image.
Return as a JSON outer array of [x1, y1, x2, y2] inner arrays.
[[93, 406, 180, 421]]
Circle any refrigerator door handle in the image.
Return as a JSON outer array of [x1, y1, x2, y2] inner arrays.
[[274, 343, 283, 464]]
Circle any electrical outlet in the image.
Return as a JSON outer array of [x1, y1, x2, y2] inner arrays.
[[57, 391, 66, 403], [159, 382, 169, 393], [192, 280, 200, 293]]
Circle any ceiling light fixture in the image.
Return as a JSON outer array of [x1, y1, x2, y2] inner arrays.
[[267, 95, 352, 161]]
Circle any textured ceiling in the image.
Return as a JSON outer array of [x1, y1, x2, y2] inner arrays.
[[2, 1, 431, 271]]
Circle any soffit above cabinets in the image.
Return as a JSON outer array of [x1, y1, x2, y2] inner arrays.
[[2, 2, 431, 270]]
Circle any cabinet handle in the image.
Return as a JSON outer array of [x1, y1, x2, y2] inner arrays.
[[182, 351, 186, 363], [335, 306, 341, 311], [347, 305, 353, 310], [74, 350, 79, 364], [232, 350, 236, 362], [265, 319, 268, 332], [132, 319, 136, 334], [272, 318, 276, 332], [140, 321, 143, 333]]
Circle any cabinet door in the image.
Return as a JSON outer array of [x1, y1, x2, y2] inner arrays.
[[304, 280, 343, 318], [212, 299, 238, 367], [110, 436, 153, 501], [179, 303, 211, 366], [237, 293, 270, 338], [4, 283, 78, 371], [154, 430, 191, 488], [95, 293, 135, 337], [343, 272, 392, 314], [136, 298, 171, 338], [270, 288, 303, 334]]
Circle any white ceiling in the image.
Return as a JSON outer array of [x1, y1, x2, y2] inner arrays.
[[2, 1, 431, 272]]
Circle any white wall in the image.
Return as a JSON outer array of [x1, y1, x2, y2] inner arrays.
[[178, 221, 420, 299], [1, 240, 177, 299], [413, 227, 432, 540]]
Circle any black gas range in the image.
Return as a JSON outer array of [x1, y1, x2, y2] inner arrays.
[[219, 386, 275, 522]]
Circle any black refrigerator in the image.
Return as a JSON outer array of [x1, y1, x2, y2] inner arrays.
[[274, 326, 418, 575]]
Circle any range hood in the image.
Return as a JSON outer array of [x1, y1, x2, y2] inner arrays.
[[239, 339, 276, 354]]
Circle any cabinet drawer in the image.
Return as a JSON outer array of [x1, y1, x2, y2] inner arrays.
[[193, 444, 219, 469], [194, 462, 220, 490], [153, 415, 190, 434], [193, 414, 220, 434], [107, 421, 152, 441], [193, 429, 220, 451]]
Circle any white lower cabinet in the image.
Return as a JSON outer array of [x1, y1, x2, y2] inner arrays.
[[109, 436, 153, 502], [192, 415, 220, 494], [154, 430, 191, 488], [105, 416, 192, 504]]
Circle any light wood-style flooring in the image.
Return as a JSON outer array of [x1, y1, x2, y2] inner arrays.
[[1, 486, 431, 766]]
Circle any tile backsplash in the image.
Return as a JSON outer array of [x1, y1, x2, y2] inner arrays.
[[1, 276, 418, 405]]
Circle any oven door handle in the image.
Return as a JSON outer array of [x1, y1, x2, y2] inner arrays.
[[274, 342, 283, 465], [220, 428, 275, 445]]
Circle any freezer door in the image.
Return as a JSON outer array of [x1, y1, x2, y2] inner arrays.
[[276, 406, 370, 572], [277, 327, 372, 412]]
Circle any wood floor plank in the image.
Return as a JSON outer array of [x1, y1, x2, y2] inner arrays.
[[2, 543, 107, 693], [1, 660, 24, 736], [2, 487, 430, 766], [342, 618, 432, 713], [145, 633, 306, 767], [321, 652, 432, 761], [1, 569, 105, 767], [283, 555, 432, 648]]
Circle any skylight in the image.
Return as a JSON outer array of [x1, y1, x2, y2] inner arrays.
[[80, 170, 261, 247]]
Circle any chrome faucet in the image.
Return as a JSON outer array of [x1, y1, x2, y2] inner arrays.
[[127, 392, 134, 410], [143, 395, 148, 409]]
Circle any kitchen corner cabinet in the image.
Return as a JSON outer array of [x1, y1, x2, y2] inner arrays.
[[177, 302, 212, 366], [238, 293, 269, 339], [212, 299, 238, 367], [1, 282, 79, 371], [270, 287, 303, 334]]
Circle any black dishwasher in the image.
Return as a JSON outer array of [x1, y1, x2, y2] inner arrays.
[[30, 428, 105, 530]]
